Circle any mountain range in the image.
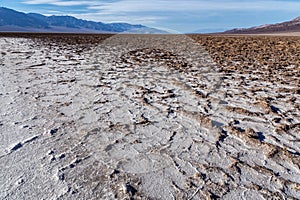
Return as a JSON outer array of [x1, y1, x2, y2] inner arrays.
[[0, 7, 166, 33], [223, 17, 300, 34]]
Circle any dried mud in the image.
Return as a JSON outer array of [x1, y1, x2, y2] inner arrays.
[[0, 33, 299, 199]]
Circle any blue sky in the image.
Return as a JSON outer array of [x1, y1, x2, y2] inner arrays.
[[1, 0, 300, 33]]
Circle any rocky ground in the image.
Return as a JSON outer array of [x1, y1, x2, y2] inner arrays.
[[0, 33, 299, 199]]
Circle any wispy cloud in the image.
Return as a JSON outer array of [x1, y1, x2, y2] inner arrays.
[[24, 0, 60, 4], [71, 13, 164, 24], [24, 0, 99, 6], [23, 0, 300, 11]]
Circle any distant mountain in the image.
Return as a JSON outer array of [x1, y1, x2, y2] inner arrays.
[[0, 7, 167, 33], [0, 7, 48, 28], [223, 17, 300, 34]]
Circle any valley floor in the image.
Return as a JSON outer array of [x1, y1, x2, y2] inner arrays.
[[0, 34, 299, 199]]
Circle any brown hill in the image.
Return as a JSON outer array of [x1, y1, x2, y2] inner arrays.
[[224, 17, 300, 34]]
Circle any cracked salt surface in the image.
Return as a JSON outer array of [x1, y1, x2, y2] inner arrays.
[[0, 34, 299, 199]]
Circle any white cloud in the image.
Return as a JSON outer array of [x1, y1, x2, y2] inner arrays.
[[52, 1, 98, 6], [23, 0, 300, 11], [24, 0, 59, 4], [64, 12, 165, 24], [24, 0, 99, 6]]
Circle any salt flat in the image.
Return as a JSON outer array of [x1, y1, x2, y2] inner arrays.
[[0, 34, 299, 199]]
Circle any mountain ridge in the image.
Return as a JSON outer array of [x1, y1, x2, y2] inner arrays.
[[223, 16, 300, 34], [0, 7, 166, 33]]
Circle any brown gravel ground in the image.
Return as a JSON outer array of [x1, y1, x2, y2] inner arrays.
[[191, 34, 300, 71]]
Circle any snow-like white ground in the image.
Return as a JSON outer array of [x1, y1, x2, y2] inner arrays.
[[0, 35, 299, 199]]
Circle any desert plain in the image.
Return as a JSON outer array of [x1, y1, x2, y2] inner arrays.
[[0, 33, 299, 199]]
